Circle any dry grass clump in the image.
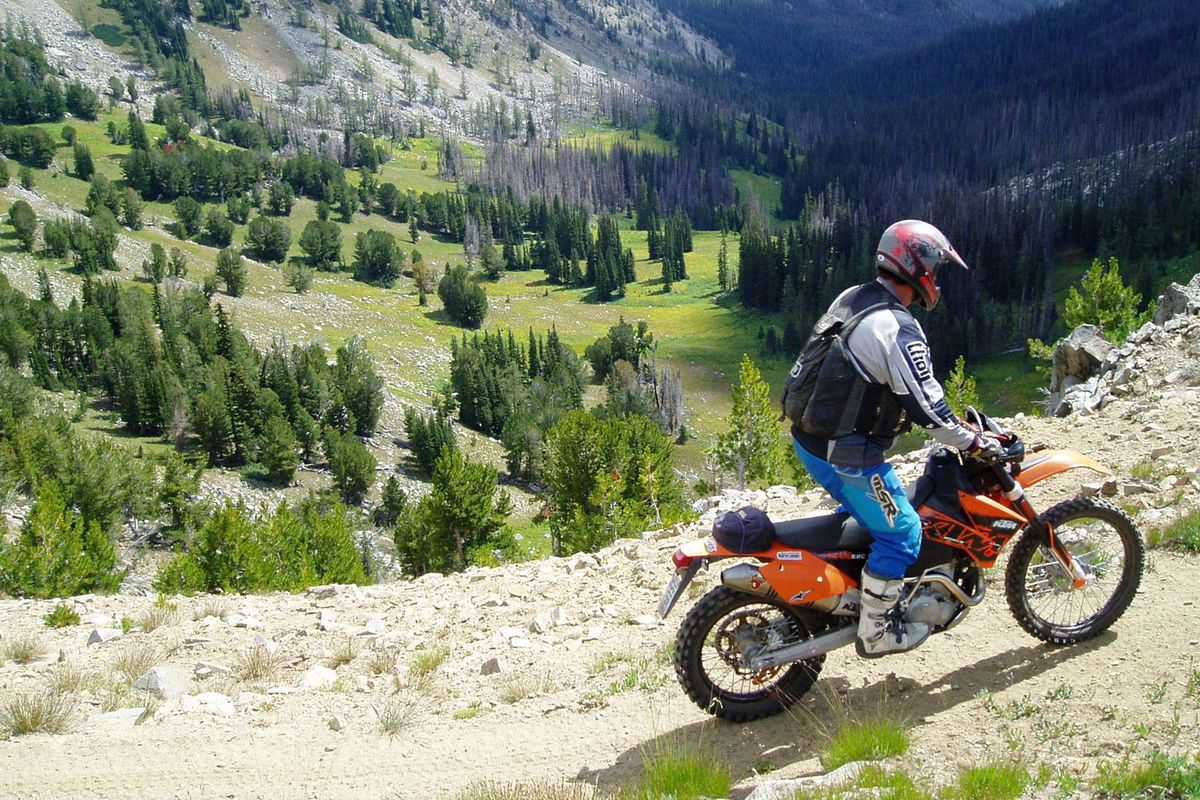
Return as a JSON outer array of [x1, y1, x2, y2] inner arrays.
[[49, 662, 93, 695], [327, 638, 361, 669], [367, 646, 400, 676], [234, 645, 284, 684], [112, 644, 161, 685], [191, 597, 229, 621], [499, 672, 556, 705], [137, 603, 177, 633], [2, 633, 46, 665], [1, 689, 76, 736]]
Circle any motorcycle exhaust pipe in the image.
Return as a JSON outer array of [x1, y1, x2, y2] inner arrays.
[[749, 626, 858, 669]]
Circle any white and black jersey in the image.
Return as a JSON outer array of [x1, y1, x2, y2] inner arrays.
[[795, 280, 977, 468]]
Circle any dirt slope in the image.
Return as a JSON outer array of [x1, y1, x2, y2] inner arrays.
[[2, 305, 1199, 798]]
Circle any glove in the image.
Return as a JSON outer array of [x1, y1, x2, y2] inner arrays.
[[970, 434, 1006, 461]]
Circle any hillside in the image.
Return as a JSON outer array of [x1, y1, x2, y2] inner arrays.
[[1, 282, 1199, 797]]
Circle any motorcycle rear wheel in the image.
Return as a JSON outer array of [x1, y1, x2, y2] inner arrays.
[[1005, 497, 1144, 645], [674, 586, 829, 721]]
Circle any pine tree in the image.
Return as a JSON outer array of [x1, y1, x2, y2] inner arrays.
[[713, 354, 787, 489]]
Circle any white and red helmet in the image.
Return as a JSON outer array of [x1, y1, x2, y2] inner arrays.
[[875, 220, 969, 310]]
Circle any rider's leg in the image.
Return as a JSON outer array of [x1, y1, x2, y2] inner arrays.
[[825, 461, 930, 657], [792, 440, 855, 514]]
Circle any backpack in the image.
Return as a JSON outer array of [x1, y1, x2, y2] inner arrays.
[[780, 302, 895, 435], [712, 506, 776, 553]]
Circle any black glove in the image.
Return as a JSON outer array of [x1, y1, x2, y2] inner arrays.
[[970, 434, 1006, 461]]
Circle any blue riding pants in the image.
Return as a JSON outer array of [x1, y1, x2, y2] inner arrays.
[[793, 440, 922, 579]]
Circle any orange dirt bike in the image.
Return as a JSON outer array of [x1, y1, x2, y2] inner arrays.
[[660, 411, 1144, 721]]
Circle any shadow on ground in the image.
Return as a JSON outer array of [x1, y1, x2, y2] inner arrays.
[[581, 633, 1116, 792]]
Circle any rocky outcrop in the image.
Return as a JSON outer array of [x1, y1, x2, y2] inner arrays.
[[1048, 273, 1200, 417]]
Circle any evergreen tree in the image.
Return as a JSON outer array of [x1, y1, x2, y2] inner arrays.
[[1064, 257, 1147, 343], [215, 248, 248, 296], [259, 414, 299, 484], [300, 219, 343, 271], [326, 430, 377, 506], [713, 354, 787, 489], [7, 200, 36, 251], [73, 142, 94, 180]]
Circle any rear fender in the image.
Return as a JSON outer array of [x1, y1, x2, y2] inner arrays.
[[1018, 450, 1112, 489]]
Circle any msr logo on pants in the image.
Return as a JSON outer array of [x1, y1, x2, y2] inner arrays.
[[869, 473, 899, 526]]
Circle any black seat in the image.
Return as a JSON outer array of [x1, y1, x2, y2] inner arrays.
[[906, 474, 934, 507], [774, 512, 873, 553]]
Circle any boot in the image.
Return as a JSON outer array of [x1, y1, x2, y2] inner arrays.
[[856, 569, 931, 658]]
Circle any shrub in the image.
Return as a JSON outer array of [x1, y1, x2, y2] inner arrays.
[[258, 415, 299, 484], [0, 482, 121, 598], [326, 431, 377, 506], [7, 200, 37, 251], [43, 604, 81, 628], [438, 265, 487, 328], [283, 263, 313, 294], [173, 197, 202, 239], [204, 207, 233, 247], [245, 215, 291, 263], [215, 248, 248, 296], [1148, 510, 1200, 553], [154, 500, 367, 594]]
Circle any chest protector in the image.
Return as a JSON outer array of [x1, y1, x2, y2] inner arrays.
[[781, 283, 912, 440]]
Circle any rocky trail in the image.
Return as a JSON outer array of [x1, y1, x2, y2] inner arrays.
[[2, 282, 1200, 799]]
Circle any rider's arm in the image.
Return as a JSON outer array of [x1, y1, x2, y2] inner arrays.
[[868, 313, 980, 451]]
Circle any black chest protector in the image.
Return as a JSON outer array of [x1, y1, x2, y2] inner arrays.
[[781, 283, 913, 440]]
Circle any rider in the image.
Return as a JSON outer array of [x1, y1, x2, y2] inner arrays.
[[789, 220, 1004, 657]]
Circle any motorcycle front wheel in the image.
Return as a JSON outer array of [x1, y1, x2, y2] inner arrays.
[[1005, 497, 1144, 645], [673, 586, 829, 721]]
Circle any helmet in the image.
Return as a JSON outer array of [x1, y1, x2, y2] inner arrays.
[[875, 220, 969, 310]]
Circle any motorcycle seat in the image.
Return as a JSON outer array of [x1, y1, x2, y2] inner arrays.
[[774, 512, 872, 553]]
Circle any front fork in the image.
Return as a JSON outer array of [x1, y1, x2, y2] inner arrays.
[[993, 464, 1088, 589]]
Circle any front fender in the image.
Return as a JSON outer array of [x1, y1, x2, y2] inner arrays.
[[1018, 450, 1112, 489]]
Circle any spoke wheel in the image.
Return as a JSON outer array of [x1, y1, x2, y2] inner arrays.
[[674, 586, 830, 721], [1005, 497, 1144, 644]]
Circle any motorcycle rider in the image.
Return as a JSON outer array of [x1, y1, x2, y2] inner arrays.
[[788, 220, 1005, 657]]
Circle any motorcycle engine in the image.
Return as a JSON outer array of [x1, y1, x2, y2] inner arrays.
[[903, 567, 964, 630]]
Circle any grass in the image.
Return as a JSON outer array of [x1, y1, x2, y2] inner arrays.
[[192, 597, 229, 620], [327, 638, 361, 669], [951, 763, 1029, 800], [50, 663, 92, 694], [367, 646, 400, 675], [453, 702, 491, 720], [455, 782, 594, 800], [2, 634, 46, 665], [1, 689, 76, 736], [374, 700, 415, 738], [136, 603, 177, 633], [820, 715, 911, 771], [498, 672, 555, 704], [43, 604, 81, 629], [409, 646, 449, 678], [111, 644, 161, 685], [1147, 510, 1200, 553], [1094, 751, 1200, 798], [618, 742, 731, 800], [234, 645, 283, 684]]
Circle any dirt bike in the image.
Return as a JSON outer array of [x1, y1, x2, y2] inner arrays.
[[659, 411, 1145, 721]]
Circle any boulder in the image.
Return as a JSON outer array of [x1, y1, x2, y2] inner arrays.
[[480, 657, 504, 676], [296, 665, 338, 690], [1153, 274, 1200, 325], [1049, 325, 1112, 400], [133, 666, 190, 699], [87, 627, 123, 646], [180, 692, 236, 717]]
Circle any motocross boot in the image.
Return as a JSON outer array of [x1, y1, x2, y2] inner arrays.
[[855, 569, 931, 658]]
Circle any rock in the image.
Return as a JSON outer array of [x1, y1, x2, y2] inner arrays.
[[227, 613, 262, 630], [480, 657, 504, 676], [354, 675, 372, 693], [1150, 445, 1175, 460], [306, 584, 339, 599], [1101, 478, 1120, 496], [478, 595, 508, 608], [328, 714, 349, 732], [363, 616, 387, 636], [88, 708, 146, 725], [180, 692, 236, 717], [1123, 482, 1158, 497], [631, 614, 660, 627], [87, 627, 123, 646], [509, 637, 533, 649], [133, 666, 190, 699], [1081, 482, 1102, 498], [745, 762, 868, 800], [1153, 275, 1200, 325], [194, 662, 231, 678], [317, 610, 338, 632], [1049, 326, 1112, 413], [296, 665, 338, 690]]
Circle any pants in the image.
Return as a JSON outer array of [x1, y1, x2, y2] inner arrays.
[[793, 439, 922, 579]]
